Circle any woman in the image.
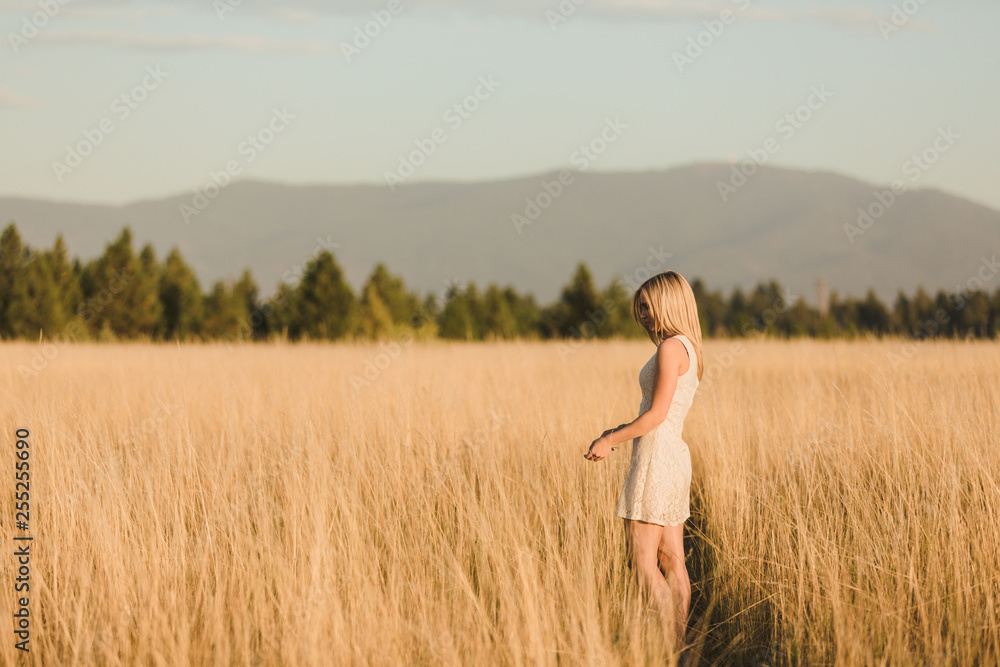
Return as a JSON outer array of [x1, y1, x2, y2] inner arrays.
[[584, 271, 704, 645]]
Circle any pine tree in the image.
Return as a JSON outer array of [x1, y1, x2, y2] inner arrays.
[[231, 269, 260, 341], [990, 288, 1000, 339], [911, 287, 935, 334], [557, 263, 601, 338], [690, 278, 727, 338], [892, 290, 915, 336], [201, 280, 243, 339], [291, 251, 357, 341], [504, 287, 541, 340], [960, 290, 990, 338], [725, 287, 754, 336], [407, 291, 440, 340], [85, 228, 138, 338], [354, 282, 395, 340], [482, 283, 517, 340], [933, 290, 956, 338], [17, 247, 61, 339], [600, 277, 637, 339], [48, 235, 82, 331], [364, 263, 421, 324], [132, 244, 163, 339], [438, 282, 482, 341], [353, 263, 420, 340], [265, 282, 298, 341], [438, 290, 472, 340], [159, 248, 203, 340], [0, 223, 29, 339]]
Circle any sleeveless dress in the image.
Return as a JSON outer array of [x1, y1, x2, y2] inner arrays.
[[614, 334, 699, 527]]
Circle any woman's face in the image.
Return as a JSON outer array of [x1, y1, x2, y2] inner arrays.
[[638, 293, 653, 330]]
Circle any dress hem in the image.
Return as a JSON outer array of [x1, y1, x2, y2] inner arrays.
[[614, 510, 690, 527]]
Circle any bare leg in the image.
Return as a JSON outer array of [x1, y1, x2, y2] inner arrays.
[[623, 518, 679, 644], [657, 522, 691, 643]]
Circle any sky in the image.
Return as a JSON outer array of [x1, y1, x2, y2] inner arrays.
[[1, 0, 998, 211]]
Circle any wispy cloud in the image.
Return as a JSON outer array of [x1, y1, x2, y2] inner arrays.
[[538, 1, 918, 31], [0, 0, 933, 42], [269, 7, 322, 23], [0, 84, 43, 108], [250, 0, 932, 33], [60, 5, 183, 22], [34, 29, 328, 53]]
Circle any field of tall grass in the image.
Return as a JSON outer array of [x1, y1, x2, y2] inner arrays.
[[2, 337, 998, 665]]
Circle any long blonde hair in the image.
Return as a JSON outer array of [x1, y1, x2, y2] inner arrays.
[[631, 271, 704, 382]]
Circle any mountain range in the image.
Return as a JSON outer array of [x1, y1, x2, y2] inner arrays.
[[3, 163, 997, 307]]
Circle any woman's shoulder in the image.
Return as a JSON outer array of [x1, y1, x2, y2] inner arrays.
[[655, 335, 689, 358], [658, 333, 689, 347], [657, 335, 694, 367], [667, 333, 693, 348]]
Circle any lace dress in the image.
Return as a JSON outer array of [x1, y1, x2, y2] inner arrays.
[[614, 334, 699, 527]]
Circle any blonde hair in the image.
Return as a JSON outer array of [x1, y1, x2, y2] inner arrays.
[[631, 271, 704, 382]]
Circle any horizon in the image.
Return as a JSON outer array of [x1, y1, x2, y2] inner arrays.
[[4, 161, 997, 213]]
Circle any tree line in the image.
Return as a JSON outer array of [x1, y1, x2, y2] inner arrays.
[[1, 222, 998, 343]]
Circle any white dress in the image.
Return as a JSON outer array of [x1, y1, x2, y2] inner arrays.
[[614, 334, 699, 527]]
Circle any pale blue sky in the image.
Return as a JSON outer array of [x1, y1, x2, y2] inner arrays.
[[1, 0, 997, 210]]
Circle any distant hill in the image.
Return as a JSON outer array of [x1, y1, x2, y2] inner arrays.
[[2, 163, 997, 306]]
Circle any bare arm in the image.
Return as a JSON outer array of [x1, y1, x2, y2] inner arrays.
[[606, 337, 685, 447]]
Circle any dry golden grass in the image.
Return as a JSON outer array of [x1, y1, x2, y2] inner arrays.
[[1, 337, 998, 666]]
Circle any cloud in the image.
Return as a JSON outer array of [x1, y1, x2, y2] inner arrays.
[[33, 29, 328, 53], [538, 1, 912, 31], [790, 6, 933, 33], [239, 0, 933, 33], [0, 0, 933, 38], [0, 85, 43, 108], [61, 5, 183, 22], [269, 7, 323, 23]]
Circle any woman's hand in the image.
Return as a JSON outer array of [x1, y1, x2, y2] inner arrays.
[[584, 434, 615, 462]]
